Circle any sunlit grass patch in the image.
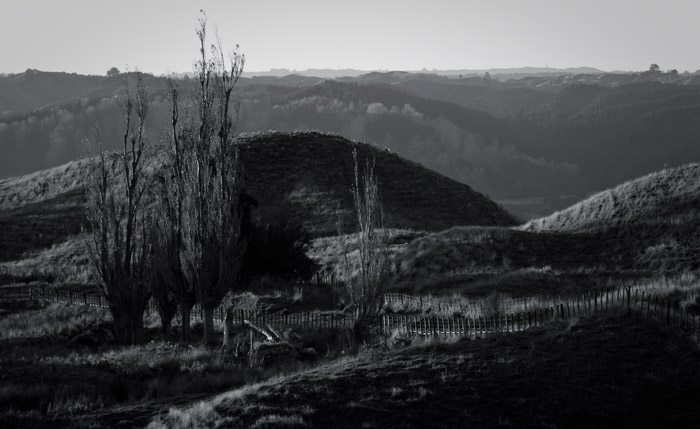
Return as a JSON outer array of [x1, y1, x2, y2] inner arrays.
[[0, 302, 109, 339], [251, 414, 308, 428]]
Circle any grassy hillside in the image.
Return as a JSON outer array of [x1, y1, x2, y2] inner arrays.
[[522, 164, 700, 233], [388, 226, 634, 297], [150, 313, 700, 428], [239, 132, 516, 235], [389, 165, 700, 295], [0, 158, 92, 210], [0, 132, 516, 281]]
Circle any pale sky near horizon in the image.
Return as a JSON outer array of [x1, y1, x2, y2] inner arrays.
[[1, 0, 699, 76]]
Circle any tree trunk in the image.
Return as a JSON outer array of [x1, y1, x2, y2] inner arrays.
[[203, 306, 215, 344], [180, 302, 192, 342], [112, 312, 130, 345], [158, 311, 174, 336], [155, 293, 177, 336], [129, 317, 145, 344], [112, 311, 145, 345]]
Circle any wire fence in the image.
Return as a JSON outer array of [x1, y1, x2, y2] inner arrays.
[[21, 282, 700, 342], [385, 286, 700, 342], [25, 286, 355, 329]]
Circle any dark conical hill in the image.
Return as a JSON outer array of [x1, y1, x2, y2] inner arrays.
[[238, 132, 517, 235]]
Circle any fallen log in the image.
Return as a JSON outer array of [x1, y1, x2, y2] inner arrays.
[[244, 319, 275, 342]]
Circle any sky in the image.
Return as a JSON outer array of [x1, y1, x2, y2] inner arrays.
[[2, 0, 699, 76]]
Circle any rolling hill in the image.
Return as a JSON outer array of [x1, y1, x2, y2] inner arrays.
[[520, 164, 700, 271], [238, 132, 517, 235], [521, 163, 700, 233], [240, 80, 583, 210], [0, 132, 517, 278], [3, 69, 700, 221], [389, 165, 700, 296], [0, 70, 103, 115], [516, 83, 700, 192]]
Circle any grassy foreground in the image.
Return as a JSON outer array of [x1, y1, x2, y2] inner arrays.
[[150, 312, 700, 429]]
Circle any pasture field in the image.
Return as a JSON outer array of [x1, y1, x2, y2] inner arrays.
[[2, 275, 700, 428], [151, 312, 700, 428]]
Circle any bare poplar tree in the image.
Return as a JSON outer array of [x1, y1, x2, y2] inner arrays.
[[344, 148, 389, 346], [152, 78, 198, 341], [162, 14, 246, 343], [85, 72, 152, 344]]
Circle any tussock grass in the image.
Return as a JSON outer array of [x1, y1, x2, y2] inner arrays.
[[522, 163, 700, 233], [390, 226, 618, 284], [0, 302, 108, 339], [0, 157, 93, 210], [0, 234, 91, 285], [309, 228, 422, 282], [0, 189, 86, 264], [250, 414, 308, 428]]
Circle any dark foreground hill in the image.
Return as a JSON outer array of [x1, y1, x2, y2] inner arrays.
[[0, 132, 516, 265], [146, 313, 700, 429]]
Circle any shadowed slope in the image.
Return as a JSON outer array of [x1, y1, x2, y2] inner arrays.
[[149, 313, 700, 429], [390, 165, 700, 294], [0, 132, 516, 266], [239, 132, 517, 235]]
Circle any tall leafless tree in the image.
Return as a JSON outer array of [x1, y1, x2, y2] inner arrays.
[[152, 78, 198, 341], [343, 148, 389, 347], [85, 72, 152, 344], [161, 14, 246, 343]]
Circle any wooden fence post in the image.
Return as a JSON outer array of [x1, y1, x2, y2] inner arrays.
[[627, 287, 630, 309], [594, 290, 598, 312]]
